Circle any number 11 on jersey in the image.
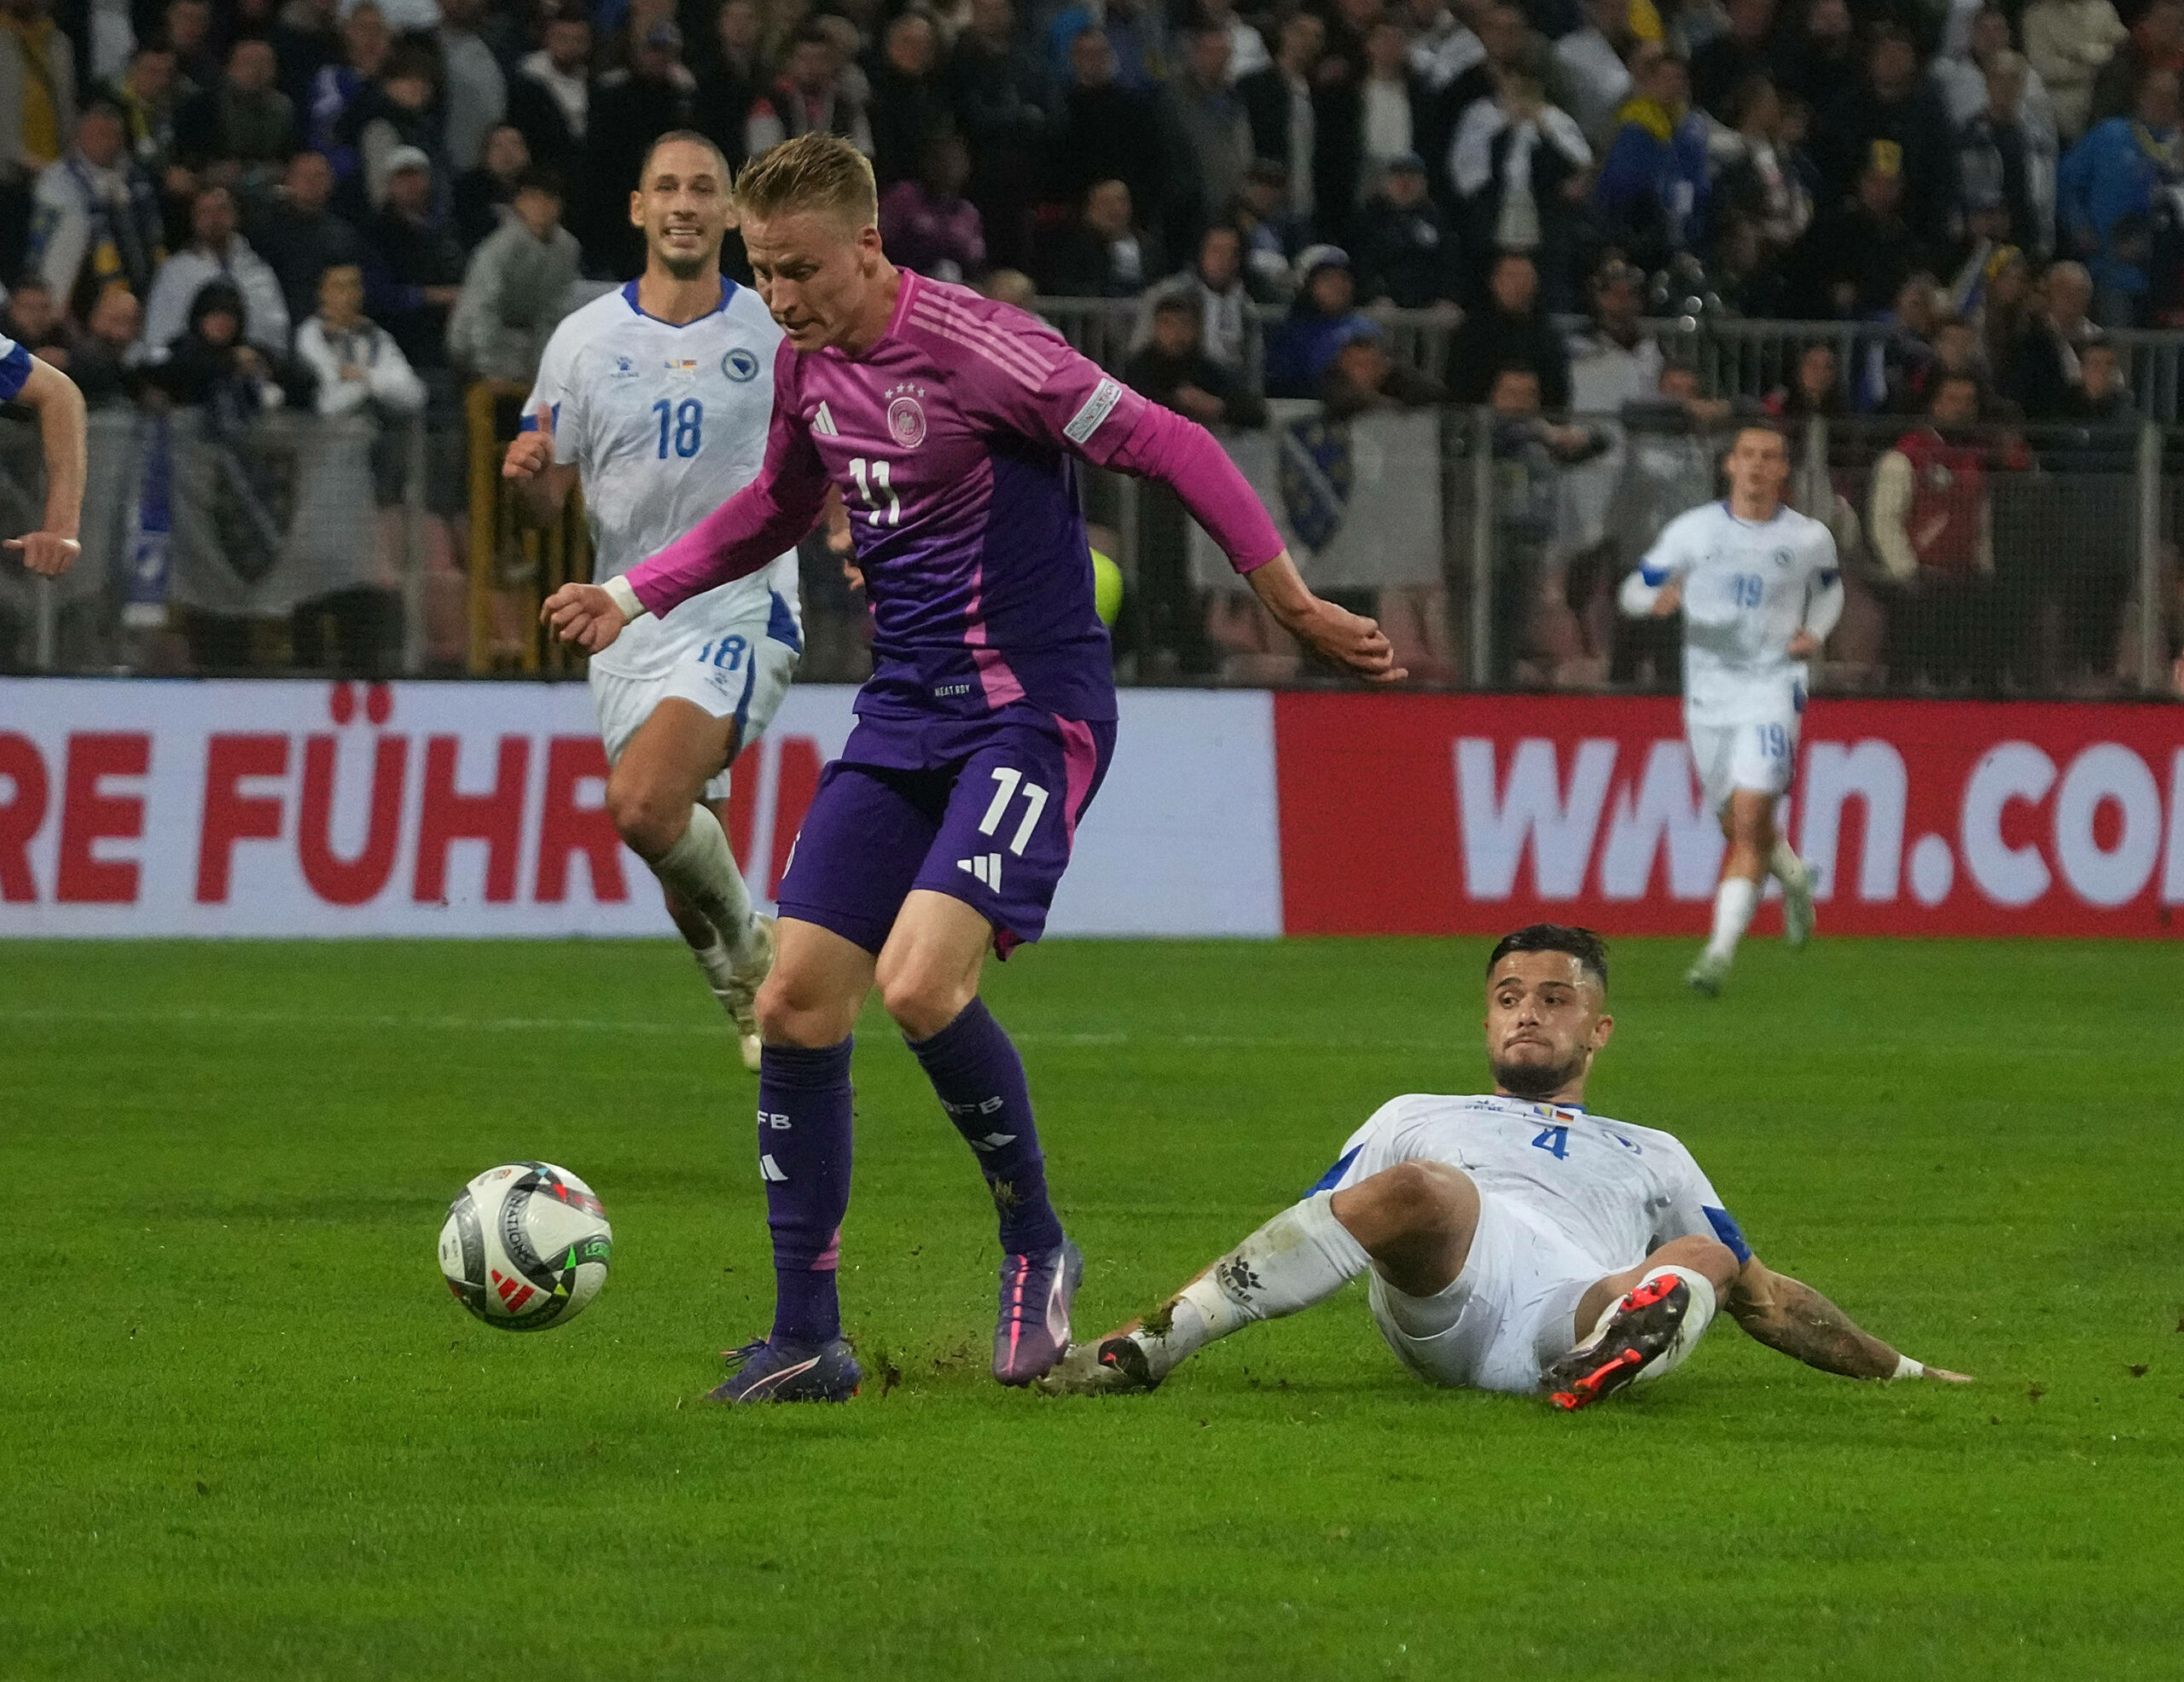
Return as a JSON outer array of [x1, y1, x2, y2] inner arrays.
[[849, 456, 901, 526]]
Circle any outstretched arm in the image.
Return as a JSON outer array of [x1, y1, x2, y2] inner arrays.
[[4, 356, 87, 577], [1726, 1255, 1971, 1383]]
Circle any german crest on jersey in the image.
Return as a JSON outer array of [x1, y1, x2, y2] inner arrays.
[[886, 383, 929, 448]]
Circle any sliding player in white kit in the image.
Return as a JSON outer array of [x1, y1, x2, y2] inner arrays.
[[1618, 426, 1841, 995], [1041, 925, 1970, 1409], [504, 132, 802, 1068]]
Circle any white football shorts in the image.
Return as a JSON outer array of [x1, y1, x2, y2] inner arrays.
[[1688, 713, 1798, 812], [589, 613, 800, 803], [1367, 1192, 1606, 1395]]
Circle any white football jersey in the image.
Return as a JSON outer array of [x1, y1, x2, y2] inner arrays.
[[526, 280, 800, 680], [0, 331, 32, 401], [1319, 1093, 1748, 1278], [1637, 502, 1838, 725]]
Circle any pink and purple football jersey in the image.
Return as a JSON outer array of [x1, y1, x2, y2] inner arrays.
[[626, 271, 1282, 729]]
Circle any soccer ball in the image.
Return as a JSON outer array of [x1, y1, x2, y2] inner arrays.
[[438, 1162, 612, 1331]]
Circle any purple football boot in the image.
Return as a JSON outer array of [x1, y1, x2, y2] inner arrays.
[[993, 1238, 1083, 1385], [707, 1336, 863, 1404]]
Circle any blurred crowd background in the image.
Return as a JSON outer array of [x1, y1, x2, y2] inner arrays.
[[3, 0, 2183, 693]]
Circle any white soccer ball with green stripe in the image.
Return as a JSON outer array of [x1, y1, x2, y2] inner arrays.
[[439, 1162, 612, 1331]]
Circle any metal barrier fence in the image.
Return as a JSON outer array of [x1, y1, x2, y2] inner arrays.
[[1083, 407, 2180, 698]]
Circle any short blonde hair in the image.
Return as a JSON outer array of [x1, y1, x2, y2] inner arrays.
[[734, 132, 879, 229]]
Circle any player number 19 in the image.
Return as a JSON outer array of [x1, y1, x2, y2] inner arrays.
[[848, 456, 902, 527]]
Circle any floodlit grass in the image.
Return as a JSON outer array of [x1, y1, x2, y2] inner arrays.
[[3, 937, 2180, 1679]]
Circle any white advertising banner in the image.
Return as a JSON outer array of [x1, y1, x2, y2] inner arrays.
[[0, 680, 1281, 939]]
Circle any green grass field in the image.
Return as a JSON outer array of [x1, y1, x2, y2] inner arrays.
[[3, 936, 2181, 1679]]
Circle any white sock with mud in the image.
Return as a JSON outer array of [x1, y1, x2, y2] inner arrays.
[[1135, 1193, 1371, 1377], [1768, 838, 1808, 888], [1705, 875, 1759, 964], [652, 804, 756, 956], [690, 937, 739, 1006]]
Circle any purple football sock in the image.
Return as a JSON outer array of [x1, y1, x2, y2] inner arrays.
[[756, 1038, 854, 1346], [908, 999, 1065, 1257]]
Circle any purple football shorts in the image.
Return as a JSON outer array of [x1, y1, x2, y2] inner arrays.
[[774, 709, 1117, 956]]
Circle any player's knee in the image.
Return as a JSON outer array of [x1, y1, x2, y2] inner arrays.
[[877, 960, 975, 1041], [1362, 1160, 1475, 1239], [604, 767, 683, 859], [1658, 1235, 1740, 1293], [754, 968, 855, 1048]]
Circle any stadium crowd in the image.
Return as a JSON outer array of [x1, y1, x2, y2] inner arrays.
[[0, 0, 2178, 686]]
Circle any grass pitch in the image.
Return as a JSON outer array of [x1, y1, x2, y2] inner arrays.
[[3, 936, 2181, 1679]]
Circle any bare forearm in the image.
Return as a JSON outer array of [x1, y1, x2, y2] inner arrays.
[[1245, 551, 1315, 629], [35, 370, 85, 539], [1731, 1273, 1901, 1379]]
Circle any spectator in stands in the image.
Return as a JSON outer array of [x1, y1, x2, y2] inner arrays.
[[2059, 67, 2181, 327], [1713, 75, 1814, 274], [1868, 369, 2002, 689], [295, 258, 421, 415], [1166, 25, 1252, 242], [1045, 176, 1160, 297], [1124, 289, 1266, 426], [868, 12, 946, 188], [448, 166, 577, 383], [142, 182, 286, 360], [1045, 0, 1165, 95], [1048, 26, 1169, 235], [1238, 11, 1323, 229], [2042, 334, 2135, 684], [1783, 143, 1928, 319], [363, 146, 463, 370], [1321, 316, 1449, 415], [1955, 53, 2047, 258], [1337, 18, 1432, 223], [61, 279, 141, 403], [694, 0, 769, 168], [1893, 312, 1991, 412], [346, 40, 448, 216], [251, 147, 357, 333], [746, 22, 873, 159], [587, 21, 697, 273], [1200, 0, 1269, 85], [1764, 338, 1844, 419], [1819, 24, 1959, 237], [106, 38, 181, 188], [435, 0, 504, 177], [2, 0, 73, 278], [944, 0, 1048, 271], [453, 123, 526, 249], [1446, 250, 1571, 409], [1779, 0, 1857, 120], [1449, 61, 1592, 309], [1232, 157, 1308, 295], [1487, 360, 1608, 685], [1594, 47, 1710, 271], [306, 0, 389, 188], [1438, 3, 1531, 139], [1351, 152, 1461, 307], [2014, 256, 2098, 415], [174, 36, 294, 194], [2088, 0, 2183, 131], [273, 0, 342, 117], [29, 98, 163, 315], [163, 0, 216, 93], [1263, 242, 1368, 397], [0, 271, 67, 361], [507, 9, 590, 181], [1934, 11, 2049, 131], [1602, 359, 1726, 685], [1408, 0, 1483, 96], [1553, 0, 1637, 147], [1977, 243, 2037, 386], [1561, 256, 1660, 588], [146, 276, 295, 405], [1691, 0, 1774, 121], [2024, 0, 2125, 143], [877, 132, 985, 283], [1136, 221, 1258, 373]]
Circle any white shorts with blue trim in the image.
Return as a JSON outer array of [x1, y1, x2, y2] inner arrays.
[[1367, 1193, 1607, 1395], [588, 606, 800, 803], [1688, 712, 1798, 813]]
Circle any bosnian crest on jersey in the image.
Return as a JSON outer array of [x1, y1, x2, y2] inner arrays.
[[723, 346, 760, 381], [885, 381, 929, 449]]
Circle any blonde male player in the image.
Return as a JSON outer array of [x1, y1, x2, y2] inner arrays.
[[544, 133, 1399, 1403], [505, 132, 799, 1068], [0, 327, 87, 578], [1043, 925, 1971, 1409], [1618, 426, 1838, 995]]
